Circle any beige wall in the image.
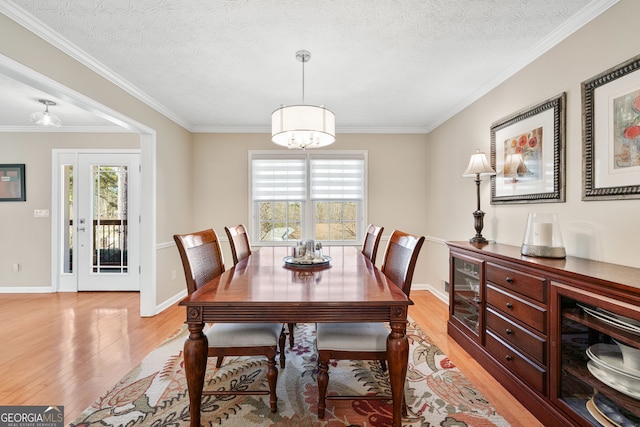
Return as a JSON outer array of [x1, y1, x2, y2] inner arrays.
[[2, 0, 638, 307], [0, 133, 139, 286], [425, 0, 640, 293], [191, 133, 431, 282], [0, 14, 192, 306]]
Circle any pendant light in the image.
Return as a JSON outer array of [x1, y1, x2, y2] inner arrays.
[[271, 50, 335, 149]]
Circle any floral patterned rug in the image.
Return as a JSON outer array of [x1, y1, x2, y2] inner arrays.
[[70, 320, 510, 426]]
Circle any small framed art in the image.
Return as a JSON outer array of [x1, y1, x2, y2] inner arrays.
[[0, 164, 26, 202], [490, 93, 566, 204]]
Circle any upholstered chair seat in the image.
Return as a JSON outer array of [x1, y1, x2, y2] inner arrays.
[[316, 322, 388, 352], [206, 323, 284, 347]]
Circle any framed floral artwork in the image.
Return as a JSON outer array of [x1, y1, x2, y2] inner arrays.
[[0, 164, 26, 202], [490, 93, 566, 204], [582, 53, 640, 200]]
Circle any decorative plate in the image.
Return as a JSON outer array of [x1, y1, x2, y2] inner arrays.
[[283, 255, 331, 268]]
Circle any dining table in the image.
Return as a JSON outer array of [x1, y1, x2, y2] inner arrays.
[[178, 245, 413, 427]]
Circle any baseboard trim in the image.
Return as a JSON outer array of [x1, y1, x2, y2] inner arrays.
[[412, 283, 449, 305], [155, 288, 187, 315], [0, 286, 54, 293]]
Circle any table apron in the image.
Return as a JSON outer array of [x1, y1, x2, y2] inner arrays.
[[184, 304, 409, 324]]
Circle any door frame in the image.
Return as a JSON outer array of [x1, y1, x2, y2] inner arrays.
[[53, 150, 141, 292], [3, 53, 157, 315]]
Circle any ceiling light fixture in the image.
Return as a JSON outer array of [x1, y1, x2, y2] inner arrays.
[[271, 50, 335, 149], [30, 99, 62, 127]]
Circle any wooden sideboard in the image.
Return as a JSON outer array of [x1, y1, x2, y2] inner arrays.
[[446, 241, 640, 426]]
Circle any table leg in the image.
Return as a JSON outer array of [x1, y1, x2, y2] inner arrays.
[[387, 320, 408, 427], [184, 322, 207, 427]]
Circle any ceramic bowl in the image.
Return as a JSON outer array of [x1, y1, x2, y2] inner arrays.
[[614, 339, 640, 372]]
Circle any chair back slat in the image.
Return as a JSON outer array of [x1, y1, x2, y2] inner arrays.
[[174, 229, 225, 294], [381, 230, 425, 296], [362, 224, 384, 264], [225, 224, 251, 265]]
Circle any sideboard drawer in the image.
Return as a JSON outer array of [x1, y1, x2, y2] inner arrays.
[[485, 331, 546, 395], [486, 285, 547, 334], [486, 262, 547, 303], [486, 307, 546, 364]]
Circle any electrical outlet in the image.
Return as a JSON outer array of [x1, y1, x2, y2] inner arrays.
[[171, 270, 177, 280], [12, 263, 21, 273], [33, 209, 50, 218]]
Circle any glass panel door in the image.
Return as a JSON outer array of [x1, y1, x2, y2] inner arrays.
[[77, 153, 139, 291], [451, 254, 483, 338], [555, 287, 640, 425]]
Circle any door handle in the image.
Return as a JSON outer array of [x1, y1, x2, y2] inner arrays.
[[78, 227, 86, 232]]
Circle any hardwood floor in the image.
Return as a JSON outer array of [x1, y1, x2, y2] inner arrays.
[[0, 290, 540, 425], [409, 291, 542, 427]]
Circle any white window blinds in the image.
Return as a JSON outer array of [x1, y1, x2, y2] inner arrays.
[[252, 158, 306, 201], [310, 157, 365, 200]]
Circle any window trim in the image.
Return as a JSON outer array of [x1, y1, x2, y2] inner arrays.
[[248, 150, 368, 247]]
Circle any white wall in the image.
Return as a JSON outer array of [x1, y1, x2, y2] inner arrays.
[[425, 0, 640, 294]]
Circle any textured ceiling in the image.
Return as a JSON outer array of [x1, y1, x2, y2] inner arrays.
[[0, 0, 616, 132]]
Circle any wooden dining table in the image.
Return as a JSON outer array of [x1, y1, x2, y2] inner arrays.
[[179, 245, 413, 427]]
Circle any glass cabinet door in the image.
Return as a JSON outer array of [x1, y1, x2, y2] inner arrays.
[[451, 254, 483, 338], [554, 287, 640, 426]]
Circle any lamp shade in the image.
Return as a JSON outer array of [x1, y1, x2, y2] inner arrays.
[[463, 149, 496, 177], [271, 105, 335, 149]]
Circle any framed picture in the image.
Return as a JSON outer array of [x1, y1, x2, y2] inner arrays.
[[582, 53, 640, 200], [0, 164, 26, 202], [490, 93, 566, 204]]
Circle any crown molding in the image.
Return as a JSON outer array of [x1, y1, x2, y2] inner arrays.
[[1, 1, 193, 132], [425, 0, 620, 132], [191, 125, 429, 134], [0, 125, 136, 133], [1, 0, 618, 135]]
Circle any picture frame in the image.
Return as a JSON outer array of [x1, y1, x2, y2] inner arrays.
[[0, 164, 26, 202], [490, 93, 566, 204], [582, 53, 640, 200]]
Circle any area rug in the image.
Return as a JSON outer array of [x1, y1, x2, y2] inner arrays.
[[70, 320, 510, 426]]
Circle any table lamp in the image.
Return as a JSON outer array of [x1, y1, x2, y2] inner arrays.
[[463, 149, 496, 244]]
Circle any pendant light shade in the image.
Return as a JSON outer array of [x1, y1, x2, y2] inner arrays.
[[271, 105, 335, 149], [30, 99, 62, 127], [271, 50, 335, 149]]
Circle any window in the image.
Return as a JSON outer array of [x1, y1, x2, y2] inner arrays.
[[250, 151, 366, 245]]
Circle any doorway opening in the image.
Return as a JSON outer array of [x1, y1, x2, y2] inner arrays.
[[55, 150, 140, 291]]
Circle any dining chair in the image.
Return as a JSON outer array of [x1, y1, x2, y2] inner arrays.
[[225, 224, 252, 265], [225, 224, 296, 349], [362, 224, 384, 264], [174, 228, 286, 412], [315, 229, 425, 418]]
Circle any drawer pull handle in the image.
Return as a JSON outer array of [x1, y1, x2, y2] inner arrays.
[[506, 302, 513, 309], [505, 355, 513, 361], [505, 328, 512, 335], [505, 277, 514, 283]]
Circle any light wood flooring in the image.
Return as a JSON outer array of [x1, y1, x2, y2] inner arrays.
[[0, 290, 541, 426]]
